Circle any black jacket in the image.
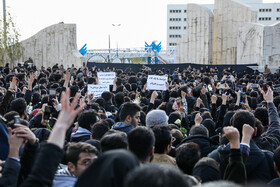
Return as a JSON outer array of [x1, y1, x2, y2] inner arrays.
[[208, 140, 277, 183], [254, 102, 280, 152], [21, 143, 63, 187], [180, 135, 218, 157], [0, 157, 21, 187]]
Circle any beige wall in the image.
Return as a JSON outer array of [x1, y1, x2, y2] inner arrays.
[[17, 23, 85, 68], [212, 0, 257, 65], [176, 4, 214, 64]]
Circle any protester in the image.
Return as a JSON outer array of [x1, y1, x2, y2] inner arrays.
[[0, 62, 279, 187]]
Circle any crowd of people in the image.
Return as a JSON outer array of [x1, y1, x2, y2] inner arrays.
[[0, 62, 280, 187]]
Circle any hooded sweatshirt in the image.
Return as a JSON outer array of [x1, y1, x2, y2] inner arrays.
[[112, 122, 134, 133], [70, 127, 91, 142]]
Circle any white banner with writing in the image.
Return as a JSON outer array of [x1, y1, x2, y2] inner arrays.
[[87, 84, 110, 98], [97, 72, 116, 85], [146, 75, 168, 91]]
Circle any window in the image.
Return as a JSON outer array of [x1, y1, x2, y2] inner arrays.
[[277, 17, 280, 21], [184, 26, 186, 30], [277, 8, 280, 12], [179, 10, 181, 13], [184, 18, 187, 21], [184, 10, 187, 13], [259, 17, 271, 21], [259, 9, 262, 12]]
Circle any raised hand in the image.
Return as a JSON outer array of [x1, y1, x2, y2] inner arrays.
[[13, 124, 37, 145], [223, 126, 240, 149], [262, 86, 273, 103], [195, 113, 202, 126]]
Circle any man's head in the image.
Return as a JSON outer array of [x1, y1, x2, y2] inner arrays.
[[91, 120, 110, 140], [176, 142, 201, 175], [100, 131, 128, 152], [152, 125, 172, 154], [146, 110, 168, 128], [119, 102, 141, 127], [78, 109, 98, 131], [254, 107, 269, 127], [102, 91, 113, 103], [189, 125, 209, 137], [10, 98, 27, 119], [231, 110, 256, 137], [66, 142, 98, 177], [128, 127, 155, 163]]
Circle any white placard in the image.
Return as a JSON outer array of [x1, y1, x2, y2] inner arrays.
[[97, 72, 116, 85], [87, 84, 110, 98], [146, 75, 168, 91]]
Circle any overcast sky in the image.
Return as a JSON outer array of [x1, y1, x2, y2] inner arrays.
[[4, 0, 280, 50]]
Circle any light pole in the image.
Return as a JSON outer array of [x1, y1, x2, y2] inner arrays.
[[3, 0, 6, 38], [112, 24, 121, 58]]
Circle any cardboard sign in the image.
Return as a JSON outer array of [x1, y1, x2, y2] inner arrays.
[[147, 75, 168, 91], [87, 84, 110, 98], [97, 72, 116, 85]]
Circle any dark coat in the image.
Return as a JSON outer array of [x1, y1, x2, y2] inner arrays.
[[180, 135, 218, 157], [208, 140, 277, 183], [254, 102, 280, 152]]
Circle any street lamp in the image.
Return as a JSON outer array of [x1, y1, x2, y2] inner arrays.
[[112, 24, 121, 58], [3, 0, 7, 37]]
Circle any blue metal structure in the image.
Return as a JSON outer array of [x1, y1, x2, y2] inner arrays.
[[145, 41, 162, 64]]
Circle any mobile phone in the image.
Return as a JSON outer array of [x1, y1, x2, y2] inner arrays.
[[263, 84, 268, 93]]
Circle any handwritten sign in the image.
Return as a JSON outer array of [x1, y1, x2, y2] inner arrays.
[[88, 84, 110, 98], [97, 72, 116, 85], [147, 75, 168, 91]]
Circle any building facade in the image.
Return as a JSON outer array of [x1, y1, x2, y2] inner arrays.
[[167, 0, 280, 47]]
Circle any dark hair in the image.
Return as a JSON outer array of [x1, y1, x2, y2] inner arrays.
[[189, 125, 209, 137], [115, 92, 125, 107], [168, 112, 182, 125], [77, 109, 98, 131], [192, 157, 221, 183], [119, 102, 141, 122], [254, 107, 269, 127], [38, 77, 48, 85], [192, 87, 201, 98], [101, 132, 128, 152], [231, 110, 255, 137], [152, 125, 171, 154], [70, 85, 79, 98], [10, 98, 27, 117], [124, 164, 191, 187], [4, 111, 19, 122], [91, 120, 110, 140], [254, 118, 264, 137], [127, 127, 155, 162], [176, 142, 201, 175], [66, 142, 98, 166], [101, 91, 112, 102]]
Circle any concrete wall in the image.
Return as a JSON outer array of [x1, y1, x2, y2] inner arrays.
[[176, 4, 214, 64], [237, 23, 264, 65], [263, 22, 280, 66], [212, 0, 257, 65], [17, 23, 85, 68]]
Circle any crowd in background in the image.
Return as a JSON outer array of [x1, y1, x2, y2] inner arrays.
[[0, 61, 280, 187]]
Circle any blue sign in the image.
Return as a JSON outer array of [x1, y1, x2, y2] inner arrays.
[[79, 44, 87, 56]]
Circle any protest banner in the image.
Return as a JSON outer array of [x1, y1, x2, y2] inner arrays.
[[87, 84, 110, 98], [146, 75, 167, 91], [97, 72, 116, 85]]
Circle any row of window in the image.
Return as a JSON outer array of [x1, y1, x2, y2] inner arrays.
[[169, 26, 181, 30], [259, 8, 272, 12], [170, 9, 187, 13], [259, 17, 272, 21], [170, 18, 181, 21], [169, 35, 182, 38], [169, 26, 187, 30], [169, 18, 187, 22], [169, 43, 177, 46]]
